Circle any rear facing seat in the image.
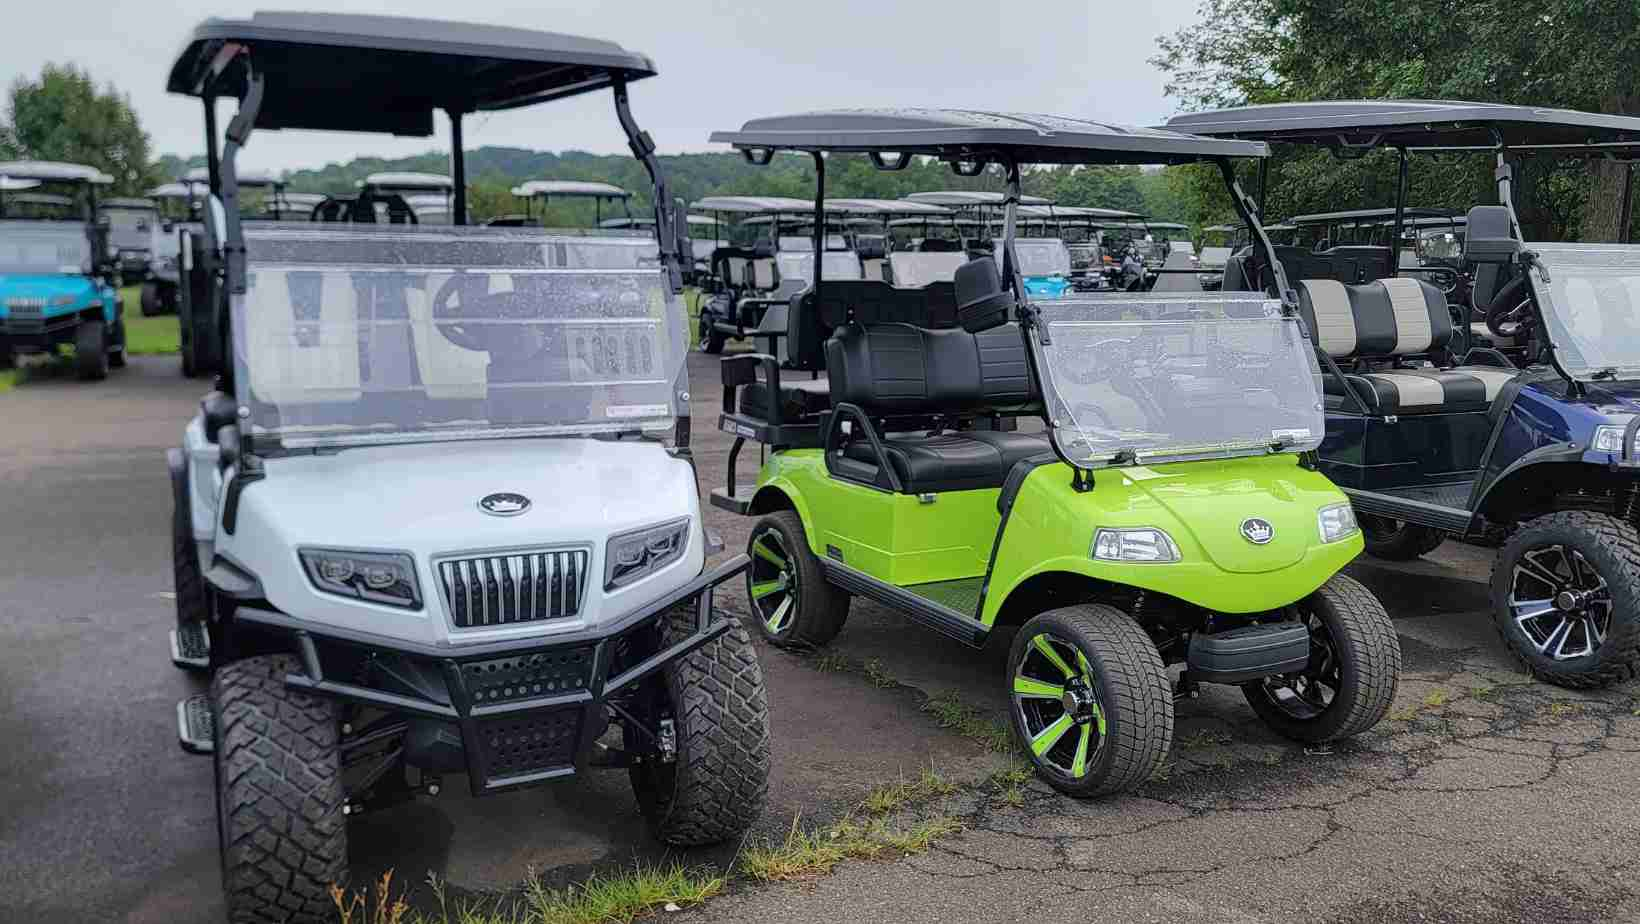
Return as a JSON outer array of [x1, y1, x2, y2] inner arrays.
[[1297, 276, 1516, 415], [827, 322, 1046, 493]]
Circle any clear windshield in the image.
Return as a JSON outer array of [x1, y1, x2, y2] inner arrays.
[[0, 221, 91, 275], [1528, 243, 1640, 378], [1007, 239, 1071, 276], [102, 209, 154, 250], [233, 225, 685, 450], [776, 251, 863, 284], [1035, 293, 1324, 466]]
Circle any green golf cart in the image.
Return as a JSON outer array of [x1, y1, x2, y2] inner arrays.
[[707, 110, 1401, 796]]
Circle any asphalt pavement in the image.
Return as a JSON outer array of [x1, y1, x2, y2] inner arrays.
[[3, 349, 1639, 923]]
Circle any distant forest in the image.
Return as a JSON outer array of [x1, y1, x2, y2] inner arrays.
[[152, 147, 1187, 227]]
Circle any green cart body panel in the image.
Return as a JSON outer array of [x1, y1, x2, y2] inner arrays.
[[754, 449, 1362, 627]]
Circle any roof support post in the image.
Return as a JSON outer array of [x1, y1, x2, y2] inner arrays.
[[1216, 156, 1292, 306], [448, 109, 467, 226], [1255, 156, 1269, 220], [1620, 161, 1635, 245], [203, 95, 222, 196], [612, 77, 682, 293], [811, 152, 825, 303], [220, 66, 263, 297], [1001, 158, 1024, 296], [1390, 146, 1408, 275]]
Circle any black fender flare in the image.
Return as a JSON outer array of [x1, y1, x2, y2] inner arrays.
[[1472, 441, 1589, 519], [167, 447, 190, 529]]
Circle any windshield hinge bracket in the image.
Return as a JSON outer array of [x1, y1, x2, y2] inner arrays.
[[1070, 467, 1095, 493]]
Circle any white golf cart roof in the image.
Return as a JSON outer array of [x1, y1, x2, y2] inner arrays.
[[601, 215, 715, 229], [1146, 222, 1190, 231], [823, 197, 951, 216], [361, 172, 454, 191], [167, 12, 657, 135], [690, 196, 814, 214], [5, 193, 75, 207], [185, 166, 282, 187], [1164, 100, 1640, 152], [0, 177, 40, 191], [0, 161, 113, 185], [278, 192, 327, 206], [512, 180, 631, 199], [100, 197, 158, 210], [148, 182, 198, 199], [886, 217, 984, 228], [1050, 205, 1144, 219], [906, 190, 1053, 207]]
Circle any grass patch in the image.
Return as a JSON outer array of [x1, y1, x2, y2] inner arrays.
[[332, 864, 725, 924], [1471, 684, 1495, 699], [0, 369, 14, 394], [1546, 701, 1584, 718], [1177, 728, 1233, 748], [862, 658, 896, 689], [740, 813, 961, 883], [920, 690, 1014, 754], [988, 764, 1032, 807], [809, 652, 853, 673], [1423, 688, 1452, 709], [1388, 704, 1421, 722], [862, 765, 958, 815]]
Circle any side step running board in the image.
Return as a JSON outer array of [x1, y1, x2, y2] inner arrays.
[[818, 559, 988, 648], [170, 622, 210, 671], [1344, 488, 1475, 533], [177, 694, 214, 755]]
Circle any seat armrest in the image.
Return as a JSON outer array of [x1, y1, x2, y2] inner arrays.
[[720, 353, 783, 425]]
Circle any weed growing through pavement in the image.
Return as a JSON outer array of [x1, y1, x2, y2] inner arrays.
[[863, 764, 959, 815], [330, 864, 723, 924], [920, 690, 1014, 753], [1423, 688, 1452, 708], [862, 658, 897, 689], [739, 812, 962, 883]]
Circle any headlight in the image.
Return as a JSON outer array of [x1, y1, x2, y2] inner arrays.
[[299, 548, 421, 609], [606, 517, 690, 590], [1092, 528, 1181, 563], [1317, 503, 1359, 544], [1593, 423, 1635, 455]]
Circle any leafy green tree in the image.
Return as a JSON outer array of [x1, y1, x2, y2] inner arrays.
[[1152, 0, 1640, 240], [2, 64, 161, 195]]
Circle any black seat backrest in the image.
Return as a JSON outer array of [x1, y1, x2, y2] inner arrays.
[[920, 237, 960, 252], [1324, 245, 1394, 284], [1296, 277, 1452, 360], [855, 236, 887, 260], [786, 280, 959, 371], [826, 322, 1036, 416]]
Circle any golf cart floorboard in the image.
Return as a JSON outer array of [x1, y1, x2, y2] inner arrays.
[[1345, 482, 1476, 534], [903, 577, 984, 615]]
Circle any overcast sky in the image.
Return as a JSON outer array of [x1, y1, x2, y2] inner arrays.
[[4, 0, 1204, 175]]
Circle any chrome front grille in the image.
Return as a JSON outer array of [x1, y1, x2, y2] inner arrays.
[[437, 549, 588, 629], [5, 298, 45, 319]]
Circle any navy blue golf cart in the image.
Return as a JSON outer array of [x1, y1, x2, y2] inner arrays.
[[1170, 100, 1640, 688]]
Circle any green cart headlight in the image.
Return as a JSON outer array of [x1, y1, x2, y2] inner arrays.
[[299, 548, 421, 609], [1317, 503, 1360, 544], [1092, 528, 1181, 563]]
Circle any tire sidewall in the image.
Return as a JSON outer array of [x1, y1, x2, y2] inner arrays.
[[746, 511, 834, 648], [1008, 611, 1122, 790], [1491, 512, 1640, 684], [76, 320, 108, 379]]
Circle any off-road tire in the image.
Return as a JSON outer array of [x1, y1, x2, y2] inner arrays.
[[629, 606, 770, 845], [1243, 573, 1401, 742], [1359, 514, 1446, 561], [747, 510, 848, 649], [1008, 604, 1173, 798], [211, 655, 345, 924], [108, 319, 127, 368], [1489, 511, 1640, 689], [75, 320, 108, 380], [172, 481, 209, 631], [141, 282, 163, 317], [181, 329, 198, 378]]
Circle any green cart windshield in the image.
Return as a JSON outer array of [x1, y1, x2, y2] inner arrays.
[[1527, 243, 1640, 379], [1033, 293, 1325, 467], [232, 225, 687, 450]]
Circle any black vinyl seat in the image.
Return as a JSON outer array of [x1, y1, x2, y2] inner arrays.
[[843, 430, 1049, 493]]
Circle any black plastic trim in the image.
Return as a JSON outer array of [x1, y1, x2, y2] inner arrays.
[[823, 402, 902, 492], [819, 558, 987, 647], [1343, 487, 1475, 533]]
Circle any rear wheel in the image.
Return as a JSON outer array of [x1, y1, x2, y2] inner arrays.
[[1359, 514, 1446, 560], [75, 320, 108, 380], [698, 318, 726, 354], [1008, 604, 1172, 798], [108, 319, 127, 368], [140, 282, 163, 317], [1490, 511, 1640, 689], [212, 655, 345, 924], [180, 326, 198, 378], [627, 605, 770, 845], [746, 510, 848, 649], [1242, 573, 1400, 742]]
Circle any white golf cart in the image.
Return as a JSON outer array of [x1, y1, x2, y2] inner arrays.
[[162, 13, 768, 922]]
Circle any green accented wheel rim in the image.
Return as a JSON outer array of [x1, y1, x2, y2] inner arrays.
[[748, 527, 798, 635], [1014, 632, 1106, 779], [1253, 609, 1338, 721]]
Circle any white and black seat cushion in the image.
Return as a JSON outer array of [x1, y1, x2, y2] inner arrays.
[[1297, 277, 1518, 414]]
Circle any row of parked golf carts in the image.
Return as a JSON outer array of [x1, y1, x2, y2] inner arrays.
[[59, 12, 1629, 923]]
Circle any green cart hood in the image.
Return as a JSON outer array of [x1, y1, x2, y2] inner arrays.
[[1118, 462, 1318, 574]]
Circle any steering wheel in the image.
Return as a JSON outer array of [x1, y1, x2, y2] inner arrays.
[[430, 274, 552, 366], [1480, 275, 1536, 340]]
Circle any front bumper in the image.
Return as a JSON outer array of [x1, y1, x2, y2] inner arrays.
[[0, 312, 82, 350], [230, 553, 750, 795]]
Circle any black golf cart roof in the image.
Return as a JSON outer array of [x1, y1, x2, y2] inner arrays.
[[1287, 207, 1457, 224], [1165, 100, 1640, 152], [166, 12, 658, 136], [710, 109, 1269, 164]]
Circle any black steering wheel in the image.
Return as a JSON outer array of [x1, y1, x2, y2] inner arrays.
[[431, 274, 552, 367], [1480, 275, 1536, 340]]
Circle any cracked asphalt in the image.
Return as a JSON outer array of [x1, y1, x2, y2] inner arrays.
[[4, 350, 1640, 923]]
